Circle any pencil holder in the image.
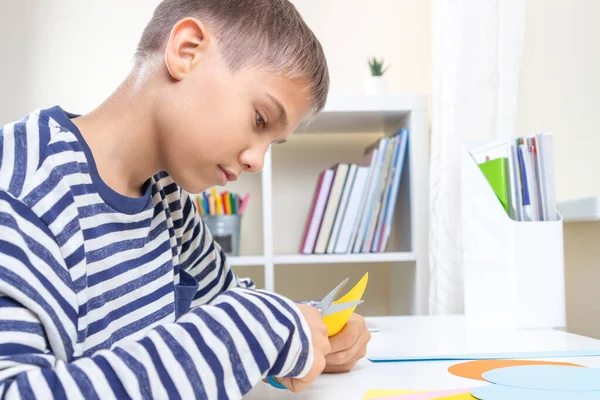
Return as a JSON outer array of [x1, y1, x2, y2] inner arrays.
[[201, 215, 241, 257]]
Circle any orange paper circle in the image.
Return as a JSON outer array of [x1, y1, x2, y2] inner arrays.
[[448, 359, 584, 381]]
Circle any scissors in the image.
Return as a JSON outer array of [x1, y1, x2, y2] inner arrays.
[[266, 277, 365, 390], [316, 277, 364, 317]]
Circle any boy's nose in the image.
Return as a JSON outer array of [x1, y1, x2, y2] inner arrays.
[[239, 145, 267, 174]]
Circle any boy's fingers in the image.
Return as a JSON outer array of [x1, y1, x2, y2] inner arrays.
[[329, 314, 365, 353], [324, 336, 369, 373], [326, 327, 371, 366]]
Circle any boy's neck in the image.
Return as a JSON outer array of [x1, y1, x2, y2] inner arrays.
[[72, 69, 162, 198]]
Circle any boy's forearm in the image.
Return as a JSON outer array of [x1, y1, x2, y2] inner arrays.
[[0, 288, 312, 399]]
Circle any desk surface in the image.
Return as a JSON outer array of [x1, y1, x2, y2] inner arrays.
[[245, 316, 600, 399]]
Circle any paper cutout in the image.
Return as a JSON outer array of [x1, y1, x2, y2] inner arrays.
[[363, 389, 423, 399], [483, 365, 600, 391], [471, 384, 600, 400], [323, 272, 368, 336], [448, 359, 584, 381], [381, 387, 476, 400]]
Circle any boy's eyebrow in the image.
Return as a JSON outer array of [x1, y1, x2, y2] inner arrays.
[[267, 93, 288, 128]]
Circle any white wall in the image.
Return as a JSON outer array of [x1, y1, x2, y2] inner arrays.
[[517, 0, 600, 202], [22, 0, 161, 116], [292, 0, 432, 99], [0, 2, 36, 123]]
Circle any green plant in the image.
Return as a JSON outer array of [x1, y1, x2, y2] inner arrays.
[[368, 57, 389, 76]]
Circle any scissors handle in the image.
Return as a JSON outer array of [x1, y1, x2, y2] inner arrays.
[[321, 300, 364, 317]]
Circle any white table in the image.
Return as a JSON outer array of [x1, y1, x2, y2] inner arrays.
[[245, 316, 600, 399]]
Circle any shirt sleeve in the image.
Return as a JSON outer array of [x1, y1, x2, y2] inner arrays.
[[0, 190, 314, 399]]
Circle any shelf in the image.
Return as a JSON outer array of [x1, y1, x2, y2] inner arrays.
[[228, 256, 265, 267], [298, 95, 426, 134], [558, 196, 600, 222], [273, 252, 416, 265]]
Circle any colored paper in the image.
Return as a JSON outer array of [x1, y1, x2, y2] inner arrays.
[[478, 157, 509, 214], [471, 384, 600, 400], [448, 359, 583, 381], [363, 389, 423, 399], [437, 394, 476, 399], [322, 273, 368, 336], [369, 349, 600, 362], [483, 365, 600, 391], [383, 387, 476, 400]]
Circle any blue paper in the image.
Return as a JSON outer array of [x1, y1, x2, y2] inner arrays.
[[483, 365, 600, 391], [368, 349, 600, 362], [472, 384, 600, 400]]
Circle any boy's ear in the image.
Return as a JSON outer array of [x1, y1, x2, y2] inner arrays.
[[164, 18, 211, 81]]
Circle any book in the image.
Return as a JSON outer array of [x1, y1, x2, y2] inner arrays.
[[508, 143, 523, 221], [314, 164, 350, 254], [529, 139, 543, 220], [326, 163, 358, 254], [334, 166, 370, 254], [379, 129, 409, 252], [347, 148, 379, 253], [353, 137, 389, 253], [520, 143, 538, 221], [299, 169, 335, 254], [536, 132, 557, 221], [517, 145, 534, 221], [364, 135, 399, 252]]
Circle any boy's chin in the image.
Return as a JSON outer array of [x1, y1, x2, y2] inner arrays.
[[171, 176, 211, 194]]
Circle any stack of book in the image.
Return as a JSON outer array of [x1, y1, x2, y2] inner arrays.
[[300, 129, 409, 254], [469, 132, 557, 222]]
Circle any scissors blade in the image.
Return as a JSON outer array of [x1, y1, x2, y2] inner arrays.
[[316, 278, 349, 314], [321, 300, 364, 317]]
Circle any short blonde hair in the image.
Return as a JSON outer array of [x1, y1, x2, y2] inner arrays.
[[136, 0, 329, 114]]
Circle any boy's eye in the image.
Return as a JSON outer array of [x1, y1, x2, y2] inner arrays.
[[255, 112, 267, 129]]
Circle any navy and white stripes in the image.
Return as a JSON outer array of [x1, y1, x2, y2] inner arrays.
[[0, 107, 312, 399]]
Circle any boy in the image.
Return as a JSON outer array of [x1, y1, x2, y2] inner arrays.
[[0, 0, 371, 398]]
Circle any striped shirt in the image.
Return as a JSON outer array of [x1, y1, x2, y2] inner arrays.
[[0, 107, 312, 399]]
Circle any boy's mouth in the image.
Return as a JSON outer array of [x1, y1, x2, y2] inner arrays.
[[218, 166, 238, 183]]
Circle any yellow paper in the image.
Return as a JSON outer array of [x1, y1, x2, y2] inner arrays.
[[323, 273, 368, 336], [363, 389, 423, 399], [434, 394, 476, 399]]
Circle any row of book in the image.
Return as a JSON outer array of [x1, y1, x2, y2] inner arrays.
[[300, 129, 409, 254], [470, 132, 557, 222]]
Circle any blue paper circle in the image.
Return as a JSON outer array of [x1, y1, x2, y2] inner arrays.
[[472, 384, 600, 400], [482, 365, 600, 391]]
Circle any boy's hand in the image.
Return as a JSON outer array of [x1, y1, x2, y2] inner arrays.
[[323, 313, 371, 373], [277, 304, 331, 392]]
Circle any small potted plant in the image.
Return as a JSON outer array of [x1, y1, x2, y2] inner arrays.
[[365, 57, 389, 95]]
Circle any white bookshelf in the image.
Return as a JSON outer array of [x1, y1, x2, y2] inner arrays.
[[228, 94, 429, 315], [558, 196, 600, 222]]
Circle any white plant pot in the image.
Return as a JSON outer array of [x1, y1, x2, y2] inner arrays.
[[364, 76, 387, 96]]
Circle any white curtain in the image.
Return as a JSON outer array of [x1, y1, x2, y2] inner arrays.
[[428, 0, 526, 314]]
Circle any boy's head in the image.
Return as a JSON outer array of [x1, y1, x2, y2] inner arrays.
[[134, 0, 329, 193]]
